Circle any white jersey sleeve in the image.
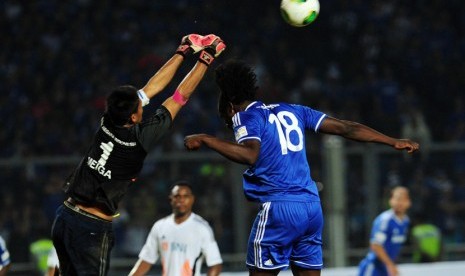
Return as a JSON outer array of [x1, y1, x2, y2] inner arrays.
[[138, 220, 161, 264], [200, 222, 223, 267], [47, 247, 59, 268]]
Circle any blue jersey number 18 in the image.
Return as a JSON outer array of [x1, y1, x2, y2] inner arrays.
[[269, 111, 303, 155]]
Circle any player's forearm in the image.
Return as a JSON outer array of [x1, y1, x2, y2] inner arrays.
[[129, 260, 152, 276], [0, 264, 11, 276], [141, 54, 184, 99], [206, 264, 222, 276], [47, 267, 56, 276], [321, 118, 395, 145], [161, 62, 208, 120], [371, 243, 395, 267], [175, 61, 208, 99], [201, 135, 258, 165]]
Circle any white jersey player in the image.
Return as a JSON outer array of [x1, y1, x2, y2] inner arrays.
[[47, 246, 59, 276], [129, 182, 222, 276]]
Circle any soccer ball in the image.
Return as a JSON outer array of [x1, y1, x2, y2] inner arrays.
[[280, 0, 320, 27]]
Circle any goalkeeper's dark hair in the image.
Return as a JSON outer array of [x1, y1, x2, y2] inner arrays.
[[106, 85, 139, 126], [215, 59, 258, 109]]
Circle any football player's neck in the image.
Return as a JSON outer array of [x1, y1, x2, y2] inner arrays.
[[174, 211, 192, 224], [393, 208, 406, 219], [235, 101, 251, 112]]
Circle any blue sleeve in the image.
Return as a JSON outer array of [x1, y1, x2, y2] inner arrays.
[[232, 111, 263, 143], [299, 105, 327, 132], [370, 216, 390, 245]]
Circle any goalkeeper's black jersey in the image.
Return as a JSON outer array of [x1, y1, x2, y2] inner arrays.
[[64, 106, 172, 215]]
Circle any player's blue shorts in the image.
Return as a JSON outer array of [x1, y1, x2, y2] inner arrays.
[[358, 258, 388, 276], [246, 201, 323, 271]]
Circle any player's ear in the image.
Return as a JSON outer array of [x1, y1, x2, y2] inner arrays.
[[228, 102, 235, 115], [130, 113, 137, 124]]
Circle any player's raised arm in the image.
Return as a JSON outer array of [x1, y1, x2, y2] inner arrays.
[[184, 134, 260, 166], [139, 34, 205, 100], [162, 35, 226, 120], [319, 116, 420, 153]]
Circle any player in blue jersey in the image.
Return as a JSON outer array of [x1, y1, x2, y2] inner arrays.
[[359, 186, 411, 276], [0, 235, 11, 276], [184, 59, 419, 276]]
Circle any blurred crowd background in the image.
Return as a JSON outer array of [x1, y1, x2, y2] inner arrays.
[[1, 0, 465, 273]]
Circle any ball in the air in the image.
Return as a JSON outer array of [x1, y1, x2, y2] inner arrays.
[[280, 0, 320, 27]]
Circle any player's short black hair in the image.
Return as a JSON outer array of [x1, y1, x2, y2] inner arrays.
[[106, 85, 139, 126], [390, 185, 409, 197], [215, 59, 258, 111], [170, 180, 195, 195]]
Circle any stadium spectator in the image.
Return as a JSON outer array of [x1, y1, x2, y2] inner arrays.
[[400, 108, 432, 161], [452, 171, 465, 242], [129, 181, 222, 276]]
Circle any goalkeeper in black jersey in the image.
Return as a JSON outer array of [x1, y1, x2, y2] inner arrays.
[[51, 34, 226, 276]]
